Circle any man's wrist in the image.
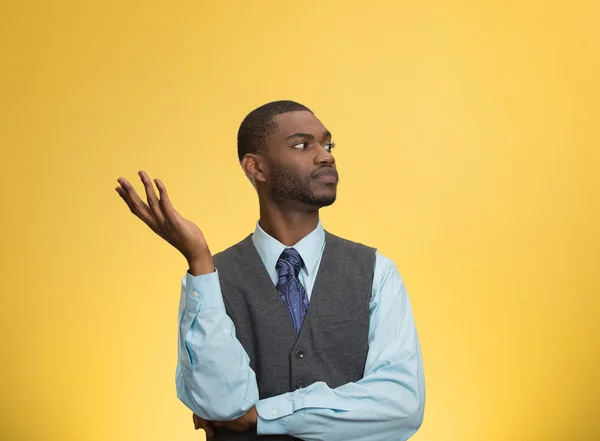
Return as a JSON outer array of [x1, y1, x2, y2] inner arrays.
[[187, 252, 214, 276]]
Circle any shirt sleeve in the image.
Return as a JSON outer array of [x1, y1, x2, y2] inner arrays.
[[255, 250, 426, 441], [176, 268, 259, 421]]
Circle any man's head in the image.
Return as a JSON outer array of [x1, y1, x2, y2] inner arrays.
[[238, 100, 338, 210]]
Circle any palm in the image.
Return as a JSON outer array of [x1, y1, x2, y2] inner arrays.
[[171, 212, 208, 258]]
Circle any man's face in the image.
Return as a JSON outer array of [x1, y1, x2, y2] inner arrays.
[[263, 111, 338, 209]]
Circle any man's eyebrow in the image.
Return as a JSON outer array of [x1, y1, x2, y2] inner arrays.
[[286, 132, 314, 140], [286, 131, 332, 141]]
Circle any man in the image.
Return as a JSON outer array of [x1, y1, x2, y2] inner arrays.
[[115, 100, 425, 440]]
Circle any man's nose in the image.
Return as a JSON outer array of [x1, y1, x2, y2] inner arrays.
[[314, 146, 335, 166]]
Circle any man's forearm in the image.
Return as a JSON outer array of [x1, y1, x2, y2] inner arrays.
[[177, 269, 259, 420], [255, 346, 425, 441]]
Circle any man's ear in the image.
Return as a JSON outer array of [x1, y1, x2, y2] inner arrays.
[[241, 154, 266, 185]]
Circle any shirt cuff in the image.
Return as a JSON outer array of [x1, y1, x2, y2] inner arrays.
[[183, 268, 224, 312], [256, 394, 294, 435]]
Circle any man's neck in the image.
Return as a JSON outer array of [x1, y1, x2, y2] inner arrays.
[[258, 207, 320, 246]]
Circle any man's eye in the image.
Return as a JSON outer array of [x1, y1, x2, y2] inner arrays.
[[324, 142, 336, 152], [292, 142, 309, 149]]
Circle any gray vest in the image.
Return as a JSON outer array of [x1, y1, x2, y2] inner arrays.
[[211, 230, 376, 440]]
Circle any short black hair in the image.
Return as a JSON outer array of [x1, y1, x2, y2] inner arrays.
[[237, 100, 312, 162]]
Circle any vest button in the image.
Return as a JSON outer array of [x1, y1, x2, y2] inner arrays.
[[295, 350, 304, 359], [296, 381, 306, 389]]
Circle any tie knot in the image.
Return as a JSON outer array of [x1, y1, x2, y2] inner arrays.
[[276, 247, 304, 276]]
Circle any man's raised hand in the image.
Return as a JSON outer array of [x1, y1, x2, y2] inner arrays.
[[115, 170, 213, 272]]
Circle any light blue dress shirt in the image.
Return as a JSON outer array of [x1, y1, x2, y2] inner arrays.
[[176, 221, 425, 441]]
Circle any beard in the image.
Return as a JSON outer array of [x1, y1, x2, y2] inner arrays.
[[269, 164, 337, 208]]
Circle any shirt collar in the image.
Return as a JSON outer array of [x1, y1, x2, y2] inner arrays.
[[251, 220, 325, 276]]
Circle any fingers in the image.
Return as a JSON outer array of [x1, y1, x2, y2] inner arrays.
[[205, 424, 216, 439], [153, 178, 178, 225], [138, 170, 166, 226], [192, 414, 215, 438], [115, 177, 157, 230]]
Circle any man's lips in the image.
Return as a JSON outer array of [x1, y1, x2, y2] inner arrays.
[[313, 168, 339, 182]]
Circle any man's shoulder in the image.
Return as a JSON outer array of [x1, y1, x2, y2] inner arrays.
[[212, 234, 253, 263], [324, 230, 377, 253], [326, 231, 399, 274]]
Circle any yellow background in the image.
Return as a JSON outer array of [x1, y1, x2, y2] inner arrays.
[[1, 1, 598, 440]]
